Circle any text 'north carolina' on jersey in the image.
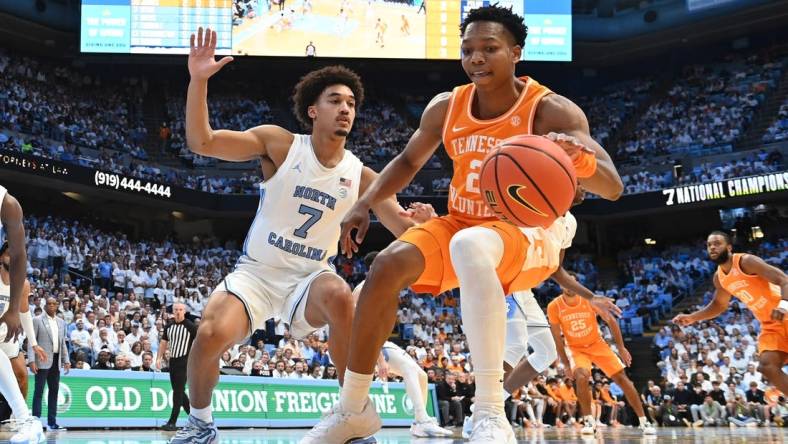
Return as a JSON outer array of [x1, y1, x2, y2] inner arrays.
[[243, 134, 363, 273], [442, 77, 553, 223], [716, 253, 781, 324]]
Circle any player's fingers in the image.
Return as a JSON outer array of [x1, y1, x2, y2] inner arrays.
[[356, 218, 369, 244], [339, 223, 352, 255], [197, 27, 204, 48], [218, 56, 234, 68], [190, 33, 196, 51], [210, 30, 218, 49], [206, 28, 213, 48]]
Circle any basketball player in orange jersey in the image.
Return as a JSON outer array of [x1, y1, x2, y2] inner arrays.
[[548, 275, 656, 435], [303, 5, 623, 443], [674, 231, 788, 396]]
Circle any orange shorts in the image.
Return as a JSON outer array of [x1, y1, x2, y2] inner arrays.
[[758, 319, 788, 359], [398, 214, 552, 295], [567, 339, 625, 377]]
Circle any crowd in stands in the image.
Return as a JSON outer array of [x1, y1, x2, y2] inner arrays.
[[4, 48, 788, 199], [0, 51, 148, 161], [615, 148, 784, 196], [617, 54, 784, 164], [574, 78, 655, 148], [763, 99, 788, 143]]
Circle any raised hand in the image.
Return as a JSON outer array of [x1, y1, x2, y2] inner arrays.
[[189, 27, 234, 81]]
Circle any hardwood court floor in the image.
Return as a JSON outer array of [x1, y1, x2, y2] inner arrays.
[[4, 425, 786, 443]]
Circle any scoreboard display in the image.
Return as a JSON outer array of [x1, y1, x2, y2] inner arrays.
[[81, 0, 571, 61]]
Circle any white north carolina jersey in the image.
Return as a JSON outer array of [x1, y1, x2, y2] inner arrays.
[[242, 134, 363, 273], [520, 211, 577, 271], [0, 184, 6, 247]]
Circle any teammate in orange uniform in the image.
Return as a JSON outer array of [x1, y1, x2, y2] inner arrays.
[[673, 231, 788, 397], [302, 4, 624, 443], [548, 278, 656, 435]]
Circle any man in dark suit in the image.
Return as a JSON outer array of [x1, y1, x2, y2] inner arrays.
[[437, 372, 464, 427], [28, 297, 70, 430]]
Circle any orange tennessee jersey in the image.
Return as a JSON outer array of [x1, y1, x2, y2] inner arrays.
[[547, 294, 603, 348], [716, 253, 781, 324], [442, 76, 553, 224]]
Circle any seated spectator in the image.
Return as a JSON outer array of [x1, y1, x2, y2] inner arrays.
[[437, 372, 464, 427]]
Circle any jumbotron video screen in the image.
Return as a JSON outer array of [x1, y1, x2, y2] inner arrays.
[[80, 0, 572, 61]]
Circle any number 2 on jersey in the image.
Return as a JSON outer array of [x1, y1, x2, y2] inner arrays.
[[466, 159, 483, 194], [293, 204, 323, 239]]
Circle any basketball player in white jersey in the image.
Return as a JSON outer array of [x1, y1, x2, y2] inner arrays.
[[0, 186, 46, 443], [0, 242, 47, 430], [354, 251, 453, 438], [171, 29, 422, 443]]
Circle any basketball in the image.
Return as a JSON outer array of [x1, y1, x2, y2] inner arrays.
[[479, 135, 577, 228]]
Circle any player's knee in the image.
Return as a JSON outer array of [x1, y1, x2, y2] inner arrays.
[[195, 319, 230, 350], [322, 279, 353, 318], [449, 228, 499, 269], [574, 368, 591, 382], [369, 245, 421, 288]]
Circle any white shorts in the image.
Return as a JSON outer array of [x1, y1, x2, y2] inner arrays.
[[507, 290, 549, 327], [504, 290, 550, 366], [216, 255, 334, 339], [0, 324, 20, 359]]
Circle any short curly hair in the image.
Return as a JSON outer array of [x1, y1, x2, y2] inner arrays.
[[292, 65, 364, 130], [460, 3, 528, 47]]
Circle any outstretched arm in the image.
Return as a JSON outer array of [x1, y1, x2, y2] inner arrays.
[[673, 274, 731, 326], [186, 27, 292, 161], [594, 307, 631, 366]]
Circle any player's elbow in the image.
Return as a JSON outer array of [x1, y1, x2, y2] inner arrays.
[[186, 130, 215, 156], [605, 179, 624, 201]]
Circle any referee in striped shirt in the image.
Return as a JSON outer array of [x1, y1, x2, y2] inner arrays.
[[157, 302, 197, 431]]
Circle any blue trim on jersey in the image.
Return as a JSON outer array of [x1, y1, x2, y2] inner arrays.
[[382, 347, 390, 363], [242, 186, 266, 255], [506, 295, 518, 319], [287, 270, 329, 327]]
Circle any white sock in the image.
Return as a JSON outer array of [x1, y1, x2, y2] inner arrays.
[[639, 416, 648, 426], [340, 369, 372, 414], [191, 405, 212, 423], [0, 353, 29, 418], [450, 227, 507, 417]]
